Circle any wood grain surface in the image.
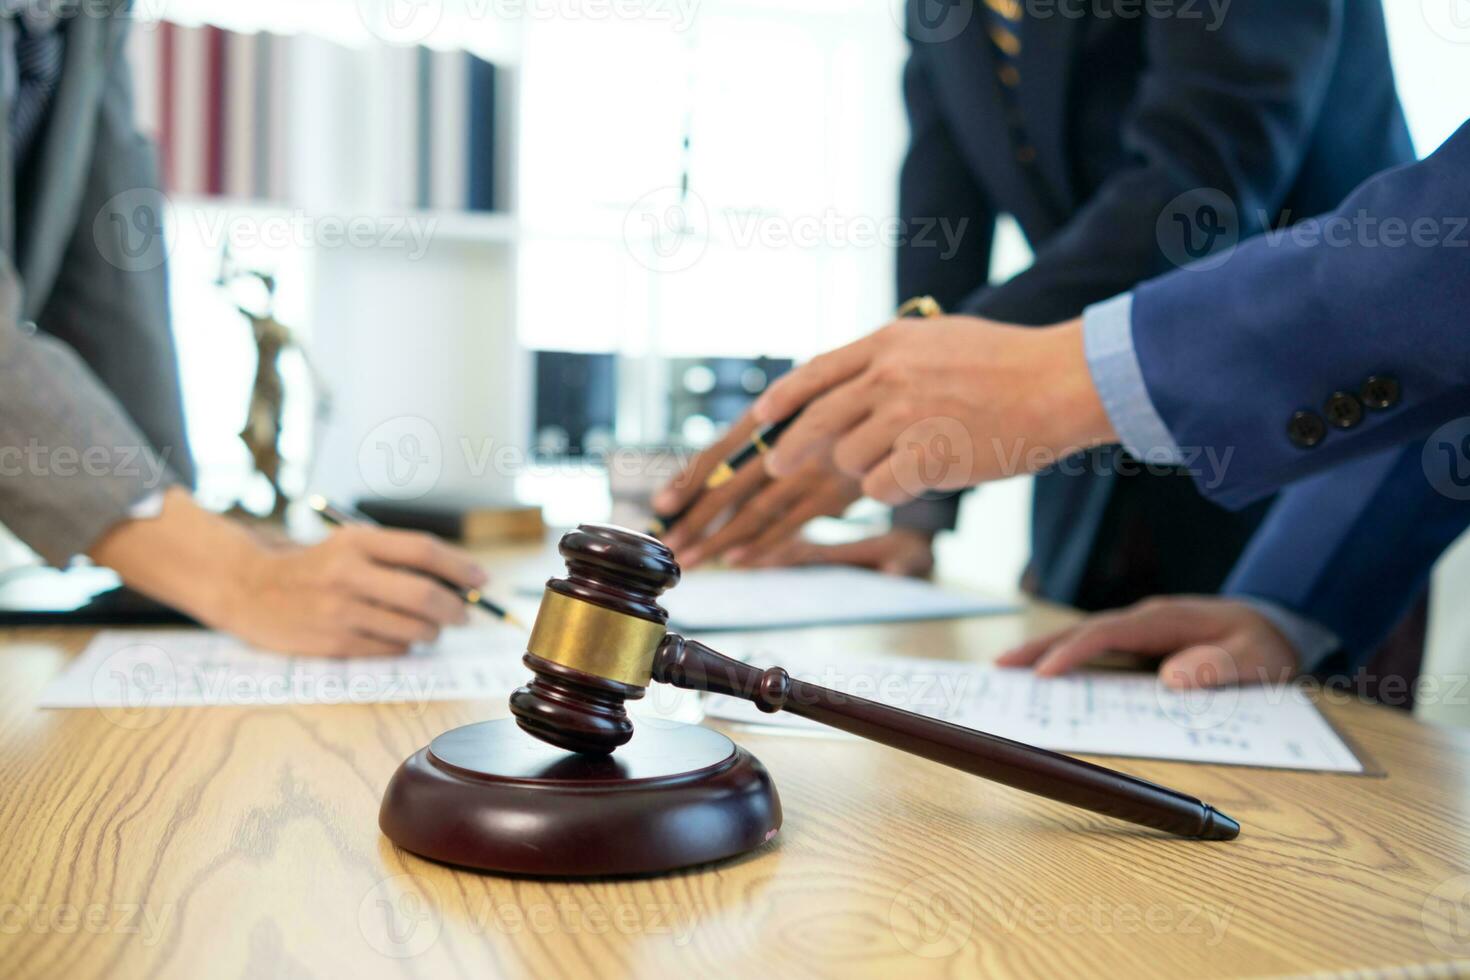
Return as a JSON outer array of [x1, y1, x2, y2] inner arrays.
[[1, 551, 1468, 979]]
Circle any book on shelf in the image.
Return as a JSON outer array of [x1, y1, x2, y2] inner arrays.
[[354, 498, 545, 545], [222, 30, 258, 200], [130, 23, 505, 213], [203, 26, 227, 196], [428, 50, 470, 212], [467, 55, 498, 214]]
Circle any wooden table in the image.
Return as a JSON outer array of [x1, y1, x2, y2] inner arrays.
[[2, 550, 1469, 979]]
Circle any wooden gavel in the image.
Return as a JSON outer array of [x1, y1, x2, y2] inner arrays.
[[509, 525, 1240, 841]]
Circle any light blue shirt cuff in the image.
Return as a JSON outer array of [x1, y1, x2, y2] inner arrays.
[[1232, 596, 1341, 674], [1082, 293, 1184, 466]]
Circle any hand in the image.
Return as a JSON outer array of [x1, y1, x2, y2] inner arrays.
[[653, 417, 861, 569], [995, 597, 1301, 689], [220, 525, 487, 656], [89, 489, 488, 656], [751, 315, 1115, 505], [744, 528, 936, 577]]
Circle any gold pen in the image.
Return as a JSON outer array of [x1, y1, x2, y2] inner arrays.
[[651, 296, 944, 536]]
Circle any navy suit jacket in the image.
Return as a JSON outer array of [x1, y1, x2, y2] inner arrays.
[[894, 0, 1413, 604], [1130, 121, 1470, 665]]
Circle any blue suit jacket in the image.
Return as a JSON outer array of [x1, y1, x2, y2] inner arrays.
[[1130, 122, 1470, 666], [894, 0, 1413, 604]]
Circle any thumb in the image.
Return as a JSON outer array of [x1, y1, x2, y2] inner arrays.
[[1159, 645, 1242, 690], [813, 538, 893, 570], [753, 336, 877, 425], [653, 419, 756, 513], [880, 549, 930, 578], [761, 538, 883, 570]]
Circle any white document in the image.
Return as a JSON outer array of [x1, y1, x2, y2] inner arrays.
[[657, 567, 1016, 631], [38, 628, 701, 722], [702, 652, 1363, 772]]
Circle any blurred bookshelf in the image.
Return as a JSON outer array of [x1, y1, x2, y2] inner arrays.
[[126, 4, 530, 515], [130, 0, 912, 525], [128, 1, 523, 63], [127, 23, 513, 215]]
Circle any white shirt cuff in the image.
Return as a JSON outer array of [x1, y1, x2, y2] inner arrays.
[[1082, 292, 1184, 466], [127, 491, 167, 521]]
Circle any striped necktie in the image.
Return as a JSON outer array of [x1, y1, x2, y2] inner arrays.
[[7, 10, 66, 171], [981, 0, 1035, 164]]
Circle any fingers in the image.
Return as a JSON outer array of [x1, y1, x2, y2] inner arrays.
[[345, 599, 443, 647], [682, 474, 808, 567], [995, 628, 1079, 667], [1028, 605, 1206, 677], [861, 459, 919, 507], [861, 417, 977, 506], [719, 473, 860, 567], [741, 529, 932, 578], [1158, 645, 1244, 690], [753, 332, 883, 427], [879, 548, 932, 577], [743, 537, 820, 567], [831, 413, 903, 482], [315, 638, 407, 658], [660, 455, 769, 554], [352, 528, 487, 590], [652, 419, 754, 516], [998, 598, 1298, 688], [764, 382, 876, 479], [296, 626, 409, 658], [722, 501, 832, 568], [344, 563, 468, 627], [1159, 624, 1298, 689], [769, 537, 888, 571]]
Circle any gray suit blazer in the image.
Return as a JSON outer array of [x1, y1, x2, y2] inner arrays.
[[0, 3, 194, 566]]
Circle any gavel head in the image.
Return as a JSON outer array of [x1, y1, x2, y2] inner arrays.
[[509, 525, 681, 754]]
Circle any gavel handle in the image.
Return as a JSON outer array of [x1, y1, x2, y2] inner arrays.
[[652, 634, 1239, 841]]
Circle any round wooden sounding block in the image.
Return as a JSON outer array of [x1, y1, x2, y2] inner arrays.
[[379, 717, 781, 876]]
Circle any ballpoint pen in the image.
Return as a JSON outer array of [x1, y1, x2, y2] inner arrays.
[[308, 495, 526, 630]]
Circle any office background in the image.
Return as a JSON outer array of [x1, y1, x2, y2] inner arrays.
[[7, 0, 1468, 717]]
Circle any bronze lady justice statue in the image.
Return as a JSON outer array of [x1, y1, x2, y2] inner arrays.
[[218, 247, 319, 524]]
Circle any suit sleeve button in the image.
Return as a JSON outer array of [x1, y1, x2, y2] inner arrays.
[[1288, 411, 1327, 448], [1325, 391, 1364, 429], [1361, 375, 1400, 410]]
